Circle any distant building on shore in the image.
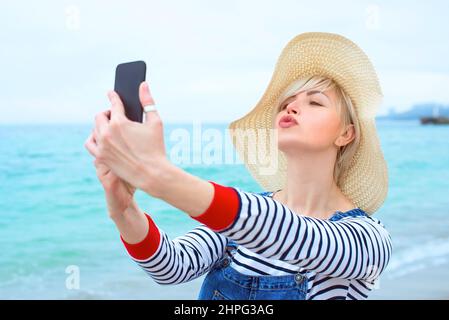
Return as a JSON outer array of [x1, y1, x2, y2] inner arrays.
[[378, 103, 449, 125]]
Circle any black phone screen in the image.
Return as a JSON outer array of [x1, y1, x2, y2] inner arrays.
[[114, 61, 147, 123]]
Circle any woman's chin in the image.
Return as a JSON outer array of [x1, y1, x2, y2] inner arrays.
[[277, 140, 303, 153]]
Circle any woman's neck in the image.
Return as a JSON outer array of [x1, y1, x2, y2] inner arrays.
[[273, 150, 355, 219]]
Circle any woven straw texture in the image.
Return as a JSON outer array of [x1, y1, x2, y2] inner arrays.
[[228, 32, 388, 215]]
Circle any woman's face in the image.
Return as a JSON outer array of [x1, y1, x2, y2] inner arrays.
[[274, 88, 343, 154]]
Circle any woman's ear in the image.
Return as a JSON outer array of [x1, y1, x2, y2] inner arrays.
[[335, 124, 355, 147]]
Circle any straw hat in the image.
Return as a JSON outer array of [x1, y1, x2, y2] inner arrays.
[[228, 32, 388, 215]]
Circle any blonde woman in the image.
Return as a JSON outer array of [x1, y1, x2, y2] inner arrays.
[[84, 32, 392, 300]]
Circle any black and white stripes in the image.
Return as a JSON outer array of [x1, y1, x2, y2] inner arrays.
[[133, 225, 227, 285], [219, 189, 393, 282], [125, 188, 392, 300]]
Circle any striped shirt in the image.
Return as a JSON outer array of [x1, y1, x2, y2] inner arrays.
[[121, 181, 393, 300]]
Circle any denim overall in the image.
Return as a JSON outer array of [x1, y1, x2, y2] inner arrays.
[[197, 191, 368, 300]]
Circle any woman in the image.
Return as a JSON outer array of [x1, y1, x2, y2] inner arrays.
[[84, 32, 392, 300]]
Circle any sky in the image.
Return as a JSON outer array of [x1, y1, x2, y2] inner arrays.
[[1, 0, 449, 124]]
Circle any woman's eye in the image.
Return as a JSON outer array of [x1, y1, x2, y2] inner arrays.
[[310, 101, 323, 106], [279, 103, 288, 111]]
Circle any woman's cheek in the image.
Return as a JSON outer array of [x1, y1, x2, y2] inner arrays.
[[307, 116, 340, 146]]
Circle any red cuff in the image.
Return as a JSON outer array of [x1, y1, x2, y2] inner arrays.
[[192, 181, 240, 231], [120, 213, 161, 260]]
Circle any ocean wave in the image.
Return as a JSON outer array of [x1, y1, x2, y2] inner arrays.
[[385, 238, 449, 278]]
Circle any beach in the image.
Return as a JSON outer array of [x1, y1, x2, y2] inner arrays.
[[369, 260, 449, 300]]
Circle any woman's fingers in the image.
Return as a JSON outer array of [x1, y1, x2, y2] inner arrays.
[[85, 109, 117, 183], [84, 132, 99, 157], [95, 109, 111, 136], [94, 158, 111, 177], [139, 81, 156, 106], [94, 110, 111, 142], [89, 142, 111, 178], [139, 81, 158, 125], [107, 90, 126, 121]]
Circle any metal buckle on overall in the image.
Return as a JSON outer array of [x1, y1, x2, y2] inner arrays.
[[295, 272, 305, 284]]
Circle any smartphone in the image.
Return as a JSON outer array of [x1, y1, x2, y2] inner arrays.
[[114, 60, 147, 122]]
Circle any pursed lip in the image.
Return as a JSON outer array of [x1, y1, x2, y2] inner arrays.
[[278, 114, 298, 126]]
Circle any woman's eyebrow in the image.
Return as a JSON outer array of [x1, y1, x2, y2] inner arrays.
[[306, 90, 330, 101]]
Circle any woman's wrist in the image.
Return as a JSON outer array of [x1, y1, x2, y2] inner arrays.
[[109, 198, 139, 222], [141, 159, 180, 198], [120, 213, 161, 260], [113, 201, 150, 244]]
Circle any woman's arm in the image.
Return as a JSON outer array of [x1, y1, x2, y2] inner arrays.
[[107, 165, 227, 285], [145, 163, 242, 230], [112, 199, 149, 245], [120, 210, 229, 285], [147, 174, 393, 281]]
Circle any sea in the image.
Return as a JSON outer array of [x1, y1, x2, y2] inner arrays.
[[0, 120, 448, 299]]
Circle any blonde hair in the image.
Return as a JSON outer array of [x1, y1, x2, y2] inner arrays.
[[272, 75, 361, 187]]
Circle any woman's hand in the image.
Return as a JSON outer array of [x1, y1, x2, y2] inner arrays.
[[84, 118, 136, 219], [85, 81, 214, 219], [85, 81, 170, 198], [96, 155, 136, 220], [85, 111, 149, 243]]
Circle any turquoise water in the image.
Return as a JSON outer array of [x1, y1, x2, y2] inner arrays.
[[0, 120, 448, 299]]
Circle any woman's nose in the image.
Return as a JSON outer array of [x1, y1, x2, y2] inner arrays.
[[286, 102, 299, 114]]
